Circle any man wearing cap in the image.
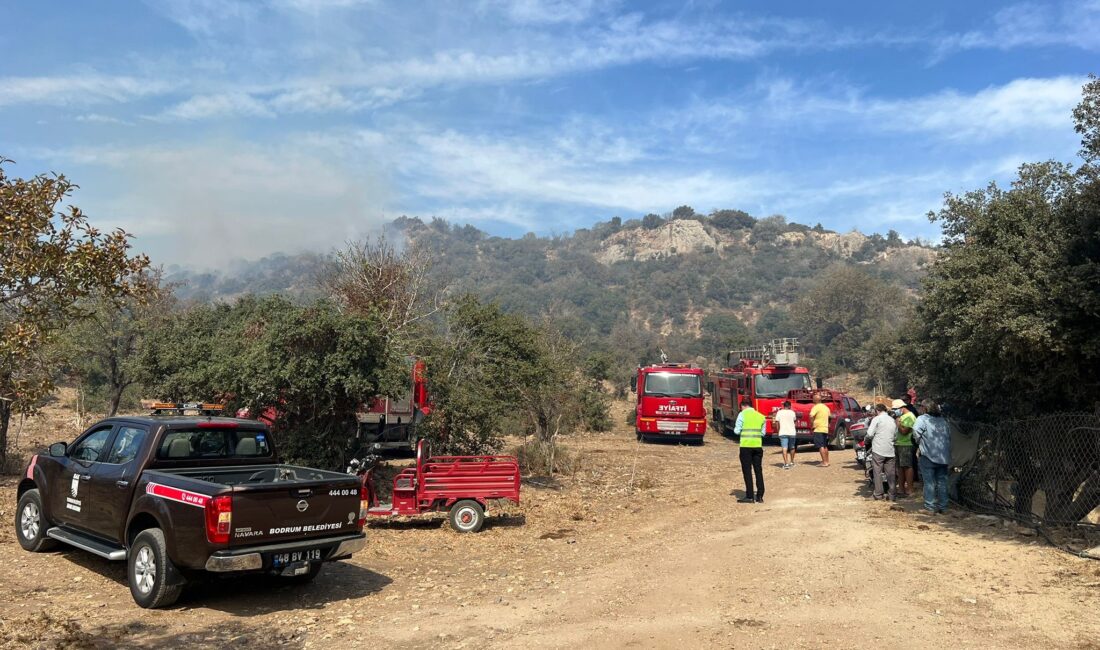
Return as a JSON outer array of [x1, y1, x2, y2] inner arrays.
[[892, 399, 916, 497]]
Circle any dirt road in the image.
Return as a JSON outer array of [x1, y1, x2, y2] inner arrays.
[[2, 420, 1098, 649]]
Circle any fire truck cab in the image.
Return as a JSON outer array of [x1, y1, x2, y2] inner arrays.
[[632, 361, 707, 445], [709, 339, 813, 439], [709, 339, 861, 448]]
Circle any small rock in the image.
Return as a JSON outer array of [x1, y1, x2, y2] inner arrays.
[[962, 598, 977, 604]]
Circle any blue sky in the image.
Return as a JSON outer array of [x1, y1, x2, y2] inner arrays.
[[1, 0, 1095, 266]]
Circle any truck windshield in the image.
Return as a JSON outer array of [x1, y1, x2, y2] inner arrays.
[[755, 373, 812, 398], [157, 428, 273, 460], [643, 373, 702, 397]]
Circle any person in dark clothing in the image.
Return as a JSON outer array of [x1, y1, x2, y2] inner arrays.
[[734, 399, 765, 503]]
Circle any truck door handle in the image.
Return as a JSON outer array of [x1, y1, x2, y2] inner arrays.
[[80, 474, 92, 481], [116, 480, 130, 488]]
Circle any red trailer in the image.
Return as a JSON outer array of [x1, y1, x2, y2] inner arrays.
[[361, 440, 520, 533]]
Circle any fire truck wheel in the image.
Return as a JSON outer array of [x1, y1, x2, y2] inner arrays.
[[448, 500, 485, 533], [636, 430, 645, 442]]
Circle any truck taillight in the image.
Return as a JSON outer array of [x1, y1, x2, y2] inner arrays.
[[205, 495, 232, 544], [358, 485, 369, 529]]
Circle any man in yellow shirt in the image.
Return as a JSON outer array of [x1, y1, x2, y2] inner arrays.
[[809, 392, 832, 467]]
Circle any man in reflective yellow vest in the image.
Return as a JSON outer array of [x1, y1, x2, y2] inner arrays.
[[734, 398, 766, 503]]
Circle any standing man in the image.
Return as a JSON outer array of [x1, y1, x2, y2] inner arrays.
[[734, 399, 765, 503], [913, 399, 951, 514], [775, 400, 798, 469], [864, 404, 898, 500], [893, 399, 916, 497], [810, 392, 831, 467]]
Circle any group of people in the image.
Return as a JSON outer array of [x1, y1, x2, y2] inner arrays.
[[864, 398, 952, 514], [731, 392, 836, 504], [731, 394, 953, 515]]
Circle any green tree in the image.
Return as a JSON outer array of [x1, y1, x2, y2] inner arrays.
[[138, 296, 399, 467], [710, 209, 755, 230], [1, 158, 149, 465], [792, 265, 901, 377], [60, 272, 177, 417], [912, 160, 1098, 416], [672, 205, 696, 220], [641, 213, 663, 229]]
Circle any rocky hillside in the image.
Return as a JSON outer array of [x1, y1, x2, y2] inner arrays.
[[166, 210, 936, 377]]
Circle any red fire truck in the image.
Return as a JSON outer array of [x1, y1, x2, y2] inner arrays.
[[356, 357, 431, 453], [632, 360, 707, 444], [236, 357, 431, 454], [709, 339, 861, 448]]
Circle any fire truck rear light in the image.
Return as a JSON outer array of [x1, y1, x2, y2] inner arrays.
[[205, 495, 232, 544]]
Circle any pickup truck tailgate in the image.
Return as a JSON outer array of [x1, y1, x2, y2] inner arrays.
[[229, 481, 361, 545]]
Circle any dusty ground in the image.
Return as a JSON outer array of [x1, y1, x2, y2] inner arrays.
[[1, 403, 1099, 649]]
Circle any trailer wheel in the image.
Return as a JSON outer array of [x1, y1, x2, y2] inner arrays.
[[448, 500, 485, 533]]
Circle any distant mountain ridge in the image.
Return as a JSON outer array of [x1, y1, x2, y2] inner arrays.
[[165, 210, 935, 368]]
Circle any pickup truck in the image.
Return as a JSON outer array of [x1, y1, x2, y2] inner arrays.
[[15, 413, 367, 608]]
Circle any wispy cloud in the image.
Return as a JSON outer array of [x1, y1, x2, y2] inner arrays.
[[152, 93, 275, 121], [933, 0, 1100, 58], [75, 113, 132, 125], [0, 74, 171, 107]]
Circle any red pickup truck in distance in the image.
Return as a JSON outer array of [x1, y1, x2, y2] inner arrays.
[[15, 405, 367, 608]]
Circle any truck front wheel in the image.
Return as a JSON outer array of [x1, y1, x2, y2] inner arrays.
[[832, 426, 848, 450], [129, 528, 184, 609], [448, 500, 485, 533], [16, 489, 55, 553]]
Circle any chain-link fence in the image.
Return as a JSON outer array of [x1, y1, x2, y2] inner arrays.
[[950, 413, 1100, 531]]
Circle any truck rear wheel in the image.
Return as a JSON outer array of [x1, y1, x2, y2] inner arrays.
[[448, 500, 485, 533], [129, 528, 183, 609], [16, 489, 55, 553]]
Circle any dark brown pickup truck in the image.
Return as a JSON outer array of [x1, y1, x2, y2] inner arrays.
[[15, 415, 366, 608]]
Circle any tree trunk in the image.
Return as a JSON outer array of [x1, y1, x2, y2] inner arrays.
[[0, 399, 11, 469], [108, 384, 123, 417]]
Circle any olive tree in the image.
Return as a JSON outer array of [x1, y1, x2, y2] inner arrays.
[[1, 158, 148, 465]]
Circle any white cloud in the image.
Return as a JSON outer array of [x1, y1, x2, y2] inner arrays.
[[689, 75, 1084, 144], [484, 0, 606, 25], [75, 113, 131, 125], [0, 74, 170, 107], [934, 0, 1100, 57], [153, 93, 275, 121]]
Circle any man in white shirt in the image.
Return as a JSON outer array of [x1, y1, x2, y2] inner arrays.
[[775, 400, 798, 469], [864, 403, 898, 501]]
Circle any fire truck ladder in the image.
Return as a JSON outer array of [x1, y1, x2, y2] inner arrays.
[[727, 338, 802, 367]]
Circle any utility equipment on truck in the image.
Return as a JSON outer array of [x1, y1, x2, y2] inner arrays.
[[632, 360, 707, 444], [355, 356, 431, 453]]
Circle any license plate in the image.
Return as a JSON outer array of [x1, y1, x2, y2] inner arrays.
[[856, 450, 866, 460], [657, 420, 689, 432], [272, 549, 322, 567]]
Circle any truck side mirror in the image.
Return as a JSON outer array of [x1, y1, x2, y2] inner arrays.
[[49, 442, 67, 457]]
